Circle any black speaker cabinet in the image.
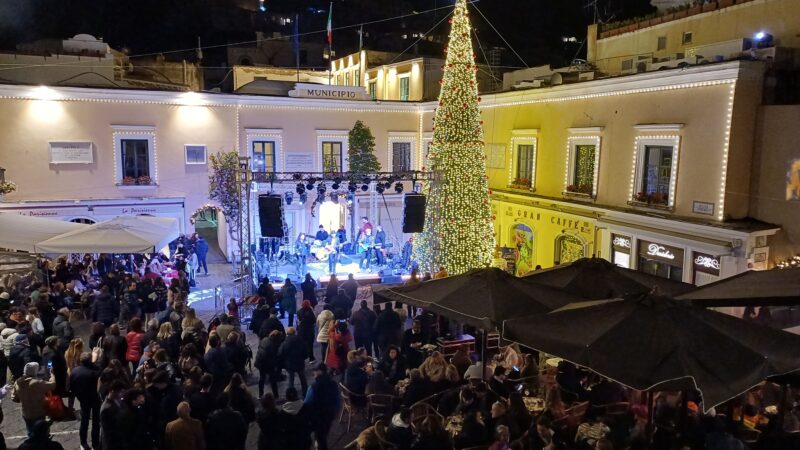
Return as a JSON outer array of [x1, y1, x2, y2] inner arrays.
[[258, 195, 284, 238], [402, 193, 426, 233]]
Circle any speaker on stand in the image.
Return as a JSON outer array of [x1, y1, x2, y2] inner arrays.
[[402, 193, 426, 233], [258, 195, 285, 238]]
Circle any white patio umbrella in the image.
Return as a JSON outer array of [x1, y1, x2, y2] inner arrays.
[[35, 215, 180, 254], [0, 212, 87, 252]]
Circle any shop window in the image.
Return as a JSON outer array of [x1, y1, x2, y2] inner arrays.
[[252, 141, 276, 172], [399, 75, 410, 101], [322, 141, 343, 173], [555, 234, 585, 265], [392, 142, 412, 172], [632, 137, 680, 207], [638, 240, 685, 282], [657, 36, 667, 51], [611, 234, 632, 268], [682, 32, 693, 45]]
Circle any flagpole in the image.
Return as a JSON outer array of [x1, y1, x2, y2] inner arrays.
[[328, 2, 333, 85], [294, 13, 300, 83]]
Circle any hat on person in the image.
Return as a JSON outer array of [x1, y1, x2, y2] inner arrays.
[[23, 362, 39, 377], [0, 292, 9, 300]]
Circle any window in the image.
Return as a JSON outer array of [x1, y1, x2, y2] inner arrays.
[[515, 144, 535, 186], [392, 142, 412, 172], [399, 76, 410, 101], [555, 234, 585, 265], [565, 136, 600, 196], [252, 141, 276, 172], [369, 81, 377, 100], [641, 145, 673, 204], [621, 59, 633, 71], [657, 36, 667, 51], [121, 139, 150, 180], [322, 141, 343, 173], [70, 217, 96, 224], [336, 74, 342, 85], [682, 32, 693, 45], [345, 72, 351, 86], [354, 69, 361, 87], [185, 145, 207, 165]]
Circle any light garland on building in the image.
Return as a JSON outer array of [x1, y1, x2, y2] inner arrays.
[[776, 255, 800, 269], [414, 0, 494, 275], [189, 204, 223, 225], [717, 82, 736, 221], [507, 134, 538, 189]]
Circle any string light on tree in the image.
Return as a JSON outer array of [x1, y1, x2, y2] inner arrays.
[[414, 0, 494, 275]]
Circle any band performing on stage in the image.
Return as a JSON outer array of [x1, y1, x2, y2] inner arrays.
[[256, 216, 414, 282]]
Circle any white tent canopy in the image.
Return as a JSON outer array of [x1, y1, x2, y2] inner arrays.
[[0, 212, 87, 252], [35, 215, 180, 254]]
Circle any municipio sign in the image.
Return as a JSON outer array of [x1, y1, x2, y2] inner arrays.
[[289, 83, 369, 101]]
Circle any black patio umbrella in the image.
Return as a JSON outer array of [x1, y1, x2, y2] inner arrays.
[[523, 257, 695, 300], [502, 293, 800, 411], [372, 267, 583, 329], [677, 268, 800, 307]]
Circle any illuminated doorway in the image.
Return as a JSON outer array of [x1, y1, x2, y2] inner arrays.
[[319, 201, 345, 233]]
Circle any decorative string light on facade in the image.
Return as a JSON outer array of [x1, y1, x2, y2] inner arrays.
[[717, 82, 737, 221], [388, 133, 418, 171], [508, 135, 538, 189], [414, 0, 494, 275], [564, 135, 601, 197]]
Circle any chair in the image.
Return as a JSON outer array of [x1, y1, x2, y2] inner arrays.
[[566, 401, 590, 421], [409, 401, 442, 432], [339, 382, 369, 432], [368, 394, 397, 422]]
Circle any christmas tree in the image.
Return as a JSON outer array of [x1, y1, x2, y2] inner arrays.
[[414, 0, 494, 275], [348, 120, 381, 176]]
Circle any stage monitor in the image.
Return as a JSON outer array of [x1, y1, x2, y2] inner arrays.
[[402, 193, 426, 233], [258, 194, 284, 238]]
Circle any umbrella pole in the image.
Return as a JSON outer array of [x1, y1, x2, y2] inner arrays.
[[481, 330, 487, 381], [646, 391, 654, 444]]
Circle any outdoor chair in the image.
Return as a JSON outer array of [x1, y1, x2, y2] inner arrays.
[[368, 393, 397, 422], [566, 400, 590, 421], [339, 382, 369, 432], [345, 419, 396, 450], [409, 401, 442, 432]]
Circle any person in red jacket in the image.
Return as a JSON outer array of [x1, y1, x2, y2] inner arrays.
[[325, 321, 352, 375], [125, 318, 145, 373]]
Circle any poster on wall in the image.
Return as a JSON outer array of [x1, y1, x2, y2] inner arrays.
[[284, 153, 315, 172], [498, 247, 517, 276], [510, 223, 534, 276], [49, 142, 94, 164], [787, 159, 800, 201]]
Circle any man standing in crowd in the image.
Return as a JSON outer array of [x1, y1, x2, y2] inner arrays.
[[165, 402, 205, 450], [69, 353, 101, 450], [304, 364, 341, 450], [14, 362, 55, 435], [351, 300, 377, 356], [194, 236, 209, 276]]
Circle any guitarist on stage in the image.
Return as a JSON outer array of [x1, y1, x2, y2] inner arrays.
[[359, 228, 375, 271], [295, 233, 310, 276], [374, 225, 387, 266], [326, 236, 340, 275]]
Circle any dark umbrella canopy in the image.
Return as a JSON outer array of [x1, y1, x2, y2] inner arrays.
[[677, 268, 800, 307], [524, 257, 695, 300], [372, 267, 583, 329], [503, 293, 800, 411]]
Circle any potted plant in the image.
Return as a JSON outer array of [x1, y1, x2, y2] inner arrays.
[[650, 191, 668, 205], [122, 176, 136, 185], [634, 192, 649, 203], [137, 175, 152, 185], [0, 180, 16, 200]]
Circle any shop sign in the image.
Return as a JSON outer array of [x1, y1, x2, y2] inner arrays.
[[693, 252, 721, 275], [612, 234, 631, 251], [289, 83, 369, 100], [638, 240, 684, 265], [501, 205, 592, 234]]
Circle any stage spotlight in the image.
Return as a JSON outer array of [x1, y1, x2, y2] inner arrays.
[[305, 181, 315, 191], [296, 183, 305, 194], [284, 192, 293, 205], [292, 173, 303, 180], [347, 192, 355, 205], [331, 182, 340, 190], [317, 183, 327, 193], [375, 183, 385, 194], [330, 192, 339, 203], [361, 184, 369, 192], [299, 192, 307, 205], [394, 182, 403, 193], [348, 183, 357, 193]]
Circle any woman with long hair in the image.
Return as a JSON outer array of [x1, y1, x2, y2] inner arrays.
[[419, 351, 448, 383], [156, 322, 180, 361], [181, 307, 204, 340], [326, 320, 353, 375], [65, 337, 84, 409], [225, 372, 257, 423], [125, 317, 145, 373]]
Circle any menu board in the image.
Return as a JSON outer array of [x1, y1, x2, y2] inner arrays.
[[498, 247, 518, 275]]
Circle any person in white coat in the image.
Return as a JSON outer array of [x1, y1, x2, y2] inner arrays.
[[187, 250, 199, 284], [315, 304, 336, 363]]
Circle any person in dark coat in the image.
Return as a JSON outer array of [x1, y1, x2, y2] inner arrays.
[[104, 324, 127, 364], [256, 392, 283, 450], [194, 236, 209, 275], [117, 389, 154, 450], [402, 369, 434, 407], [344, 359, 369, 406], [69, 353, 102, 450], [257, 279, 276, 308], [377, 345, 407, 385], [222, 332, 249, 378], [386, 409, 414, 450], [206, 393, 248, 450], [17, 420, 64, 450], [374, 306, 402, 355], [188, 373, 215, 424], [41, 336, 67, 396], [300, 273, 318, 307], [258, 308, 285, 339], [203, 335, 231, 394], [401, 319, 428, 369], [296, 300, 317, 363], [341, 274, 359, 306], [249, 298, 270, 337], [255, 330, 283, 398], [52, 307, 74, 352], [325, 275, 339, 304], [279, 327, 308, 395], [280, 387, 312, 450], [304, 363, 341, 450], [91, 286, 119, 328], [99, 381, 126, 450], [350, 300, 377, 356], [145, 370, 183, 448], [9, 334, 38, 380]]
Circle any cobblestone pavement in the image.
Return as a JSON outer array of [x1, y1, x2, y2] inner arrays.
[[1, 263, 367, 449]]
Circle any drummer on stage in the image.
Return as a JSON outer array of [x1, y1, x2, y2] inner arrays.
[[315, 225, 330, 242]]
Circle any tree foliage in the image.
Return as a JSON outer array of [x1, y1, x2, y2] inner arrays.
[[348, 120, 381, 176], [208, 151, 240, 243]]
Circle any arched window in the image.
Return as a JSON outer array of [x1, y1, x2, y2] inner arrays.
[[69, 217, 96, 224], [555, 234, 585, 265]]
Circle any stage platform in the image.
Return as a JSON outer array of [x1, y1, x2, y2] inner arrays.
[[258, 256, 410, 287]]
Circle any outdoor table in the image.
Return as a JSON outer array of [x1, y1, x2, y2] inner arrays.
[[162, 269, 180, 279], [445, 414, 464, 436], [523, 396, 545, 415]]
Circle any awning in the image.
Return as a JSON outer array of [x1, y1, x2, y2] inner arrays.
[[0, 212, 86, 252], [35, 215, 180, 254]]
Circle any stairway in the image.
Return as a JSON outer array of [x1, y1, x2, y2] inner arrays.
[[195, 220, 227, 263]]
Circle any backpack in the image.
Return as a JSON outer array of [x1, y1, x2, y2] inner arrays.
[[91, 337, 104, 363]]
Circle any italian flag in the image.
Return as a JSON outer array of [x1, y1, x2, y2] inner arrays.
[[327, 2, 333, 46]]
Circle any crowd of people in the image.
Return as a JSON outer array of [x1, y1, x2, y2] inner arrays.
[[1, 251, 799, 450]]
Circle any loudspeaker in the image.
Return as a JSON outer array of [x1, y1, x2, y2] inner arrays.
[[402, 193, 426, 233], [381, 275, 403, 284], [258, 195, 284, 238]]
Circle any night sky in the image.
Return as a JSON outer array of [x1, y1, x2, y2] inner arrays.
[[0, 0, 655, 68]]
